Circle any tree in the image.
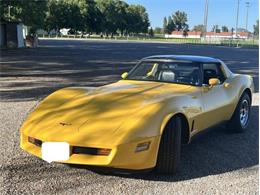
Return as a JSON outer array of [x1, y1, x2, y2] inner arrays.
[[163, 17, 168, 34], [96, 0, 118, 37], [253, 19, 259, 36], [193, 24, 204, 32], [221, 26, 229, 32], [125, 4, 150, 35], [172, 11, 188, 31], [154, 27, 162, 34], [167, 16, 175, 33], [0, 0, 47, 34], [133, 4, 150, 34], [80, 0, 104, 34], [44, 0, 83, 34], [96, 0, 150, 37], [0, 0, 152, 37], [231, 27, 234, 35], [183, 30, 188, 37], [212, 25, 220, 33], [148, 27, 154, 37], [114, 0, 129, 36]]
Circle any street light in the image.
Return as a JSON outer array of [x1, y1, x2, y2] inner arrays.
[[245, 2, 250, 31], [203, 0, 209, 37], [235, 0, 240, 37]]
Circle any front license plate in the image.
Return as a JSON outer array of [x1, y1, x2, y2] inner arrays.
[[41, 142, 70, 163]]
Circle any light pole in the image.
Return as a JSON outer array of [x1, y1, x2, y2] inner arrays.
[[235, 0, 240, 37], [8, 5, 12, 22], [245, 2, 250, 31], [203, 0, 209, 37]]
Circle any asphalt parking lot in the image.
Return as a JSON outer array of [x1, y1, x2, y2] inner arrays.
[[0, 39, 259, 194]]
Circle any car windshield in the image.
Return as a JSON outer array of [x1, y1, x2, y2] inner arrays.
[[126, 61, 201, 86]]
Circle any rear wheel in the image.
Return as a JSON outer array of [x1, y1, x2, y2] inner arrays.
[[155, 116, 181, 174], [228, 93, 251, 133]]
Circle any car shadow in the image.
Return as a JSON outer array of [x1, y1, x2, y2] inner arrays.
[[73, 105, 259, 182]]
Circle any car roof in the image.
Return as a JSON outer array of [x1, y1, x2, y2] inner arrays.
[[141, 55, 220, 63]]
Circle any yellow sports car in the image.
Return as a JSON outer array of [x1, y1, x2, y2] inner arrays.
[[20, 55, 254, 173]]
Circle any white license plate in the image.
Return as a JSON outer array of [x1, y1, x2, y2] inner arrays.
[[41, 142, 70, 163]]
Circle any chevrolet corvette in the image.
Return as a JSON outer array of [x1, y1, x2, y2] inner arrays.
[[20, 55, 254, 173]]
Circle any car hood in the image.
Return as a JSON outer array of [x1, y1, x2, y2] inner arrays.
[[22, 80, 192, 146]]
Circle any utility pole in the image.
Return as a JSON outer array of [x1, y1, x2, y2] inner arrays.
[[245, 2, 250, 31], [235, 0, 240, 37], [203, 0, 209, 37]]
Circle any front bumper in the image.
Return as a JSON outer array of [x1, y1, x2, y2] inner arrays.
[[20, 133, 161, 170]]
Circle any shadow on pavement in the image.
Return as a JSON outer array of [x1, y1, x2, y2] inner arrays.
[[84, 106, 259, 181], [1, 40, 259, 102], [1, 40, 258, 190]]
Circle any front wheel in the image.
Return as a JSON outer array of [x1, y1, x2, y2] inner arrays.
[[155, 116, 181, 174], [228, 93, 251, 133]]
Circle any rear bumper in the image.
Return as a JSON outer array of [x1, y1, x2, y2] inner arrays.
[[20, 133, 161, 170]]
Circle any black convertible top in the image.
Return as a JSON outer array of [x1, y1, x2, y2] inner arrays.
[[142, 55, 220, 63]]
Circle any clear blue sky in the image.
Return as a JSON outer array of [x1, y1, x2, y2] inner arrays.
[[126, 0, 259, 32]]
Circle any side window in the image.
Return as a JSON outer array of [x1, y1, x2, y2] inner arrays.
[[203, 63, 225, 84]]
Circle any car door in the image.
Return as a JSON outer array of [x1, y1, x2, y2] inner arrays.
[[199, 63, 232, 130]]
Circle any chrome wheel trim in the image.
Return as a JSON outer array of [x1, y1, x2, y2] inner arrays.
[[240, 99, 249, 127]]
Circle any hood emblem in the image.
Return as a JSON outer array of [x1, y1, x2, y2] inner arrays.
[[59, 122, 72, 126]]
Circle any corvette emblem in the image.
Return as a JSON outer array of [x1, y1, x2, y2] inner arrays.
[[59, 122, 72, 126]]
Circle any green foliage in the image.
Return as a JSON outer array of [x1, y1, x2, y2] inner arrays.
[[163, 17, 168, 34], [172, 11, 188, 31], [0, 0, 150, 36], [192, 24, 204, 32], [167, 16, 175, 33], [163, 10, 189, 34], [126, 4, 150, 35], [221, 26, 229, 32], [0, 0, 47, 34], [154, 27, 162, 34], [148, 27, 154, 37], [212, 25, 220, 33], [253, 19, 259, 36]]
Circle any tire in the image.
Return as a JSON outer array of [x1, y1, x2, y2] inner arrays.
[[228, 93, 251, 133], [155, 116, 181, 174]]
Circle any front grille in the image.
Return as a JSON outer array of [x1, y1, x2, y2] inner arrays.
[[27, 137, 110, 156], [72, 146, 99, 155], [72, 146, 111, 156], [28, 137, 42, 147]]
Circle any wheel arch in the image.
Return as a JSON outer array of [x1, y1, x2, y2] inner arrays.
[[242, 88, 252, 103], [160, 112, 190, 144], [229, 87, 252, 122]]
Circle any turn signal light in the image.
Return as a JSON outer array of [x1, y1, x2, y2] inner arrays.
[[135, 141, 151, 152], [28, 136, 42, 147], [97, 148, 111, 156]]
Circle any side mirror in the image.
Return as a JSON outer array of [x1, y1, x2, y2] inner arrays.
[[121, 72, 128, 79], [208, 78, 220, 87]]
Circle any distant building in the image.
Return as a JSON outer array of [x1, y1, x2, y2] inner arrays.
[[165, 31, 249, 39], [205, 32, 249, 39], [165, 31, 202, 38]]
